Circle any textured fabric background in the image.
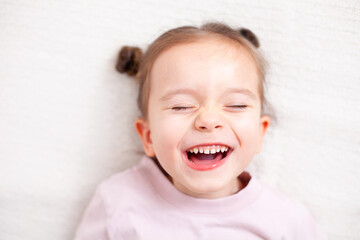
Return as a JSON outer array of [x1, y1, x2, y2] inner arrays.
[[0, 0, 359, 239]]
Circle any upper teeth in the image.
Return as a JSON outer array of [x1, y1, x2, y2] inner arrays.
[[187, 145, 229, 154]]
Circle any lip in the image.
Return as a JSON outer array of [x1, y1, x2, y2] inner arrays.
[[183, 142, 233, 171]]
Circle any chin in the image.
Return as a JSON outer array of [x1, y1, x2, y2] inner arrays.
[[181, 177, 233, 198]]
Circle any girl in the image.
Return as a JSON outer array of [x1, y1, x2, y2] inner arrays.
[[75, 22, 327, 239]]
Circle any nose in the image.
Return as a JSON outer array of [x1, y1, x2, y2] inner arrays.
[[194, 108, 224, 132]]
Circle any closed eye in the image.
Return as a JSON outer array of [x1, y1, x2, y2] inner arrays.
[[171, 106, 193, 111], [226, 105, 248, 111]]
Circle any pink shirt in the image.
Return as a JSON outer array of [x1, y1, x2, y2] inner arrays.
[[75, 156, 327, 239]]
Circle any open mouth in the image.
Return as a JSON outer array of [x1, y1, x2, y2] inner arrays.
[[184, 145, 232, 171]]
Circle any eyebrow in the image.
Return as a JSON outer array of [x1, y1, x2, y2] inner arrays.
[[223, 87, 258, 100], [160, 88, 198, 102], [159, 87, 258, 101]]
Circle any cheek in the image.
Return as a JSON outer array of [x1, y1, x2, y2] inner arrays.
[[150, 114, 190, 156], [230, 115, 261, 146]]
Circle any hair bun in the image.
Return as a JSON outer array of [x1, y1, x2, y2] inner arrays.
[[116, 46, 143, 76], [239, 28, 260, 48]]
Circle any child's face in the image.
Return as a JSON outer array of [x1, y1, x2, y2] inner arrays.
[[136, 38, 269, 199]]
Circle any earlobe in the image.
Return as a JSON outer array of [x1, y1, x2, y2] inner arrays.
[[135, 118, 155, 157], [256, 115, 271, 153]]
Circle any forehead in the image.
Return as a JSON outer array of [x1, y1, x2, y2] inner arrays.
[[149, 38, 259, 95]]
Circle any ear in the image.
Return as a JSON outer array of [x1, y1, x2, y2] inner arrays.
[[135, 118, 155, 157], [256, 115, 270, 153]]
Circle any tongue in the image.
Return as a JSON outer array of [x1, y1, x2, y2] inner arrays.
[[189, 152, 223, 165]]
